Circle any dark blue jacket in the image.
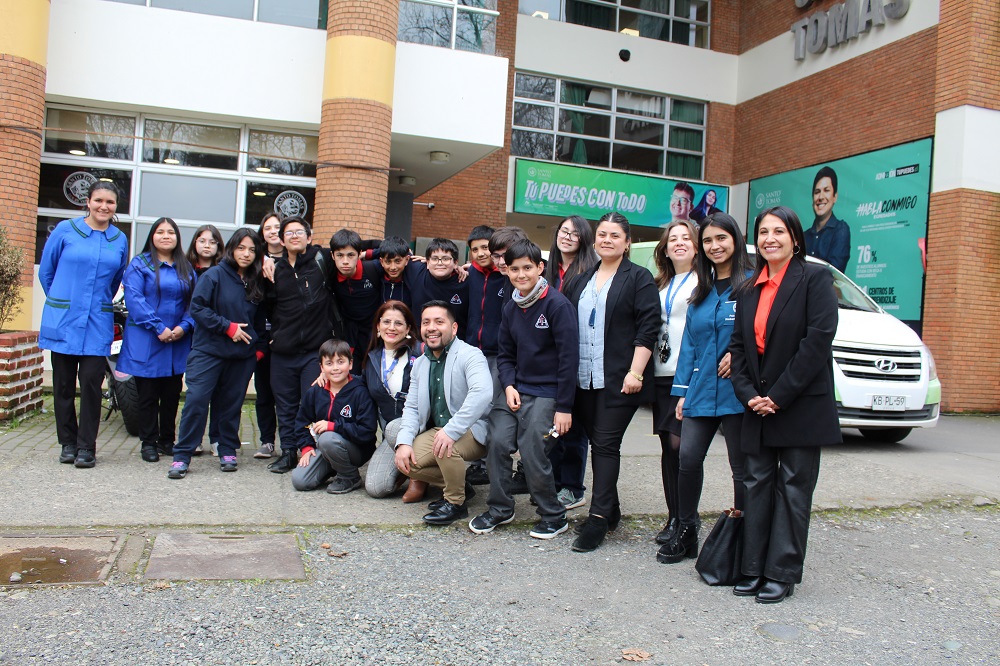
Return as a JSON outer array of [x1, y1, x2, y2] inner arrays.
[[363, 346, 418, 424], [189, 262, 266, 360], [332, 259, 382, 325], [410, 263, 469, 339], [805, 213, 851, 273], [297, 376, 378, 451], [497, 286, 580, 413], [264, 244, 336, 355], [465, 262, 508, 356]]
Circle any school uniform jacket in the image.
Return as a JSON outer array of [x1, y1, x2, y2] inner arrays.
[[410, 264, 470, 340], [729, 260, 842, 454], [562, 258, 661, 408], [117, 253, 196, 378], [363, 345, 417, 424], [189, 262, 266, 360], [297, 376, 378, 453], [465, 262, 507, 356], [264, 244, 336, 355]]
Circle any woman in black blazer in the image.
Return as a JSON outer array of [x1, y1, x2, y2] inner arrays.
[[729, 205, 840, 603], [563, 212, 661, 552]]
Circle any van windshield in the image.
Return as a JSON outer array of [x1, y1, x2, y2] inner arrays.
[[826, 265, 880, 313]]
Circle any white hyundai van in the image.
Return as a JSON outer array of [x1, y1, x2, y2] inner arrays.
[[631, 242, 941, 442]]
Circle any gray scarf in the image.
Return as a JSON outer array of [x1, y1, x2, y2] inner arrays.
[[512, 277, 548, 309]]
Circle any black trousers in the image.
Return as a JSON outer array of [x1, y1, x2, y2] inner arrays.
[[253, 353, 277, 444], [574, 388, 640, 519], [50, 352, 105, 452], [742, 446, 822, 584], [677, 413, 746, 526], [270, 350, 321, 453], [134, 374, 183, 446]]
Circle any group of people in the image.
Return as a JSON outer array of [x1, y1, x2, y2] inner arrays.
[[39, 180, 840, 602]]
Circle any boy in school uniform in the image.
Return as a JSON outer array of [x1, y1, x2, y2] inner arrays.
[[410, 238, 470, 339], [469, 240, 579, 539], [377, 235, 420, 310], [330, 229, 382, 368], [290, 339, 378, 494]]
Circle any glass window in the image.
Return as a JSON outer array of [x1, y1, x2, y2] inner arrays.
[[103, 0, 147, 5], [518, 0, 561, 18], [670, 99, 705, 125], [515, 73, 556, 102], [666, 152, 701, 180], [668, 126, 702, 151], [247, 130, 318, 178], [556, 136, 609, 167], [257, 0, 325, 29], [44, 109, 135, 160], [139, 172, 238, 223], [513, 103, 554, 130], [615, 118, 664, 146], [619, 9, 669, 40], [398, 1, 453, 49], [142, 119, 240, 171], [565, 0, 615, 31], [675, 0, 710, 22], [616, 90, 665, 119], [150, 0, 253, 20], [558, 109, 611, 138], [244, 182, 316, 225], [511, 130, 554, 160], [612, 143, 663, 174], [38, 164, 133, 215], [456, 8, 498, 54], [561, 82, 612, 110], [37, 216, 131, 263]]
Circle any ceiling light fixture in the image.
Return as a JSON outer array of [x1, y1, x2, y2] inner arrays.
[[164, 158, 180, 165], [252, 191, 267, 197], [429, 151, 450, 164], [255, 167, 272, 173], [69, 149, 86, 156], [398, 176, 417, 187]]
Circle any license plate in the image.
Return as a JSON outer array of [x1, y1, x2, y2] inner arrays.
[[110, 340, 122, 355], [872, 395, 906, 411]]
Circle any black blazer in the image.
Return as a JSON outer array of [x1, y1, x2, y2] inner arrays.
[[729, 260, 842, 454], [563, 258, 660, 408]]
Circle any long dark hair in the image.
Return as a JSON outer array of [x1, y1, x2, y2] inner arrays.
[[654, 219, 699, 290], [222, 228, 264, 302], [141, 217, 194, 301], [258, 212, 283, 256], [545, 215, 598, 288], [364, 300, 417, 368], [746, 205, 808, 289], [185, 224, 224, 268], [690, 212, 752, 305]]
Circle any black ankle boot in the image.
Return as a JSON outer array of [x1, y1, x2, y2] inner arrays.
[[140, 442, 159, 463], [655, 517, 679, 545], [572, 516, 609, 552], [656, 523, 699, 564]]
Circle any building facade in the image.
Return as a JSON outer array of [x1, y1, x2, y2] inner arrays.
[[0, 0, 996, 410]]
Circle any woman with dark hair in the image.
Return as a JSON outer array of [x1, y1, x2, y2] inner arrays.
[[650, 219, 699, 546], [729, 205, 839, 603], [545, 215, 598, 290], [361, 300, 421, 499], [118, 217, 196, 463], [184, 224, 225, 456], [250, 212, 283, 459], [690, 189, 721, 224], [658, 212, 753, 565], [167, 228, 267, 479], [544, 215, 599, 509], [562, 212, 660, 552], [39, 181, 129, 468]]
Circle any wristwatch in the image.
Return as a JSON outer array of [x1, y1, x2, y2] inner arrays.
[[628, 370, 644, 382]]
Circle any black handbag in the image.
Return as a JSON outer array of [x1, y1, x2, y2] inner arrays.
[[695, 508, 744, 586]]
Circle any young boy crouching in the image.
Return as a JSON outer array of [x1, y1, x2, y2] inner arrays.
[[291, 339, 378, 494]]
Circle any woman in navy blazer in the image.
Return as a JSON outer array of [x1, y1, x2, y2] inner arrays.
[[562, 212, 660, 553], [729, 205, 840, 603]]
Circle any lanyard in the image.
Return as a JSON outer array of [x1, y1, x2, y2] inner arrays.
[[381, 349, 400, 393], [664, 272, 693, 325]]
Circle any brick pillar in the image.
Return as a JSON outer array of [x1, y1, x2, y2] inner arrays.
[[0, 0, 49, 331], [922, 0, 1000, 412], [313, 0, 399, 242]]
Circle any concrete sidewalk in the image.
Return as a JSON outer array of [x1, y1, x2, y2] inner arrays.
[[0, 396, 996, 529]]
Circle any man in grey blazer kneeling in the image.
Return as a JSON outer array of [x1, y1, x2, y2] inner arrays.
[[394, 300, 493, 525]]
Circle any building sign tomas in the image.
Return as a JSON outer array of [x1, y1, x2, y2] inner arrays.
[[791, 0, 910, 61]]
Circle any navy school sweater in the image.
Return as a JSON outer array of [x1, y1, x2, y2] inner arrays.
[[296, 375, 378, 453], [331, 259, 382, 325], [189, 262, 266, 360], [410, 263, 470, 340], [465, 262, 508, 356], [497, 286, 580, 413]]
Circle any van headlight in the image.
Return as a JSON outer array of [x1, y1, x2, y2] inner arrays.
[[923, 344, 937, 380]]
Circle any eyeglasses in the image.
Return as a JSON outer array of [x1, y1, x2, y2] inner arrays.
[[283, 229, 308, 238], [670, 196, 692, 205], [379, 319, 405, 328], [196, 239, 218, 246], [490, 252, 505, 262], [428, 255, 454, 264], [558, 228, 580, 240]]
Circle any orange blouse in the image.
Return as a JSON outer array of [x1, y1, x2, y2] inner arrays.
[[753, 261, 791, 354]]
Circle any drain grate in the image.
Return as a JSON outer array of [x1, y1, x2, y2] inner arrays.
[[0, 535, 123, 586], [144, 533, 305, 581]]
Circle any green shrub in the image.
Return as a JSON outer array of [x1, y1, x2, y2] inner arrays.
[[0, 226, 24, 331]]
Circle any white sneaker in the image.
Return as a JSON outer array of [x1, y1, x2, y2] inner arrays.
[[557, 488, 587, 510], [211, 441, 219, 457], [254, 442, 275, 459]]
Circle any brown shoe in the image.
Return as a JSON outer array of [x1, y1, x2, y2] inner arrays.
[[402, 478, 428, 503]]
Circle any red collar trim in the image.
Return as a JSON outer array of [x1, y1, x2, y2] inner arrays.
[[337, 260, 364, 283], [471, 261, 495, 276]]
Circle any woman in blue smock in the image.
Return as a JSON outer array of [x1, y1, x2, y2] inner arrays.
[[118, 217, 196, 463], [657, 212, 754, 565], [38, 181, 129, 469]]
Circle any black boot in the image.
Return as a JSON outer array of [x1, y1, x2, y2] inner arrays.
[[268, 449, 298, 474], [156, 440, 174, 456], [140, 442, 159, 463], [572, 516, 609, 552], [655, 517, 679, 545], [656, 523, 699, 564]]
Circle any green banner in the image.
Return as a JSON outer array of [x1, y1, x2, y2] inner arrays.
[[749, 139, 932, 322], [513, 159, 729, 228]]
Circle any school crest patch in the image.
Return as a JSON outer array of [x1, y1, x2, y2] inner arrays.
[[535, 314, 549, 329], [340, 405, 353, 418], [450, 294, 463, 305]]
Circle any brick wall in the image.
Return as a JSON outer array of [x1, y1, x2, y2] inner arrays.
[[922, 189, 1000, 412], [733, 28, 937, 184], [936, 0, 1000, 112], [710, 0, 741, 55], [704, 102, 736, 184], [740, 0, 848, 53], [411, 0, 518, 241], [0, 332, 44, 420], [0, 55, 46, 287]]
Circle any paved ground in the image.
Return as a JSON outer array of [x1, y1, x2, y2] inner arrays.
[[0, 398, 997, 664]]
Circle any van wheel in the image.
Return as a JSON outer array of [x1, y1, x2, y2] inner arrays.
[[859, 427, 912, 443]]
